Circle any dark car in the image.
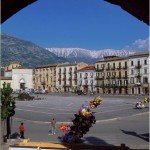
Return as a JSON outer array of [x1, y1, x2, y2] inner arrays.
[[18, 92, 35, 100], [77, 90, 83, 95]]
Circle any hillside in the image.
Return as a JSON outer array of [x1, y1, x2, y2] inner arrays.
[[1, 33, 67, 69]]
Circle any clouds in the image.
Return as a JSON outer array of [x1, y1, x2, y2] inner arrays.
[[123, 38, 149, 51]]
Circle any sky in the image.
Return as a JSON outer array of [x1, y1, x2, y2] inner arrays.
[[1, 0, 149, 51]]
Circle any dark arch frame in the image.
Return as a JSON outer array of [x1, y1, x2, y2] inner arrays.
[[1, 0, 149, 25], [1, 0, 37, 24]]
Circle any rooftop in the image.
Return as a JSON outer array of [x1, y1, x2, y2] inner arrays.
[[78, 65, 95, 71]]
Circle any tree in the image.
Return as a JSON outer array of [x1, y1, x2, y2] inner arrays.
[[1, 83, 16, 143]]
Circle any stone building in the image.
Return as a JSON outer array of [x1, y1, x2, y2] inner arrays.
[[95, 56, 129, 94], [34, 64, 57, 92]]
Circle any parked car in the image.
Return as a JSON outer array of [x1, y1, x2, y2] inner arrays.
[[77, 90, 83, 95], [34, 89, 46, 94], [18, 92, 35, 100]]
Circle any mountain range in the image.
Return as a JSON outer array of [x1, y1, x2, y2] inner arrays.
[[46, 48, 136, 63], [1, 33, 66, 69], [1, 33, 136, 69]]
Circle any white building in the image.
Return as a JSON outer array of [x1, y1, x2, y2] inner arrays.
[[12, 67, 33, 91], [77, 65, 96, 93], [128, 52, 149, 95], [4, 61, 33, 92], [56, 62, 88, 92]]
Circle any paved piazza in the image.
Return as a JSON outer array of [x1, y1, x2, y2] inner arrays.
[[11, 93, 149, 149]]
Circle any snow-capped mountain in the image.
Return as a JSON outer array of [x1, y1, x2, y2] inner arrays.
[[46, 48, 135, 63]]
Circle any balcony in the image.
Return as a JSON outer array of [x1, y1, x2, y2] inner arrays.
[[104, 84, 112, 88], [135, 65, 141, 69], [95, 76, 104, 80], [111, 76, 116, 79], [117, 76, 121, 79], [122, 66, 128, 69], [117, 66, 121, 70], [95, 84, 100, 87], [62, 78, 66, 81], [106, 76, 110, 79], [84, 80, 88, 84], [99, 84, 105, 88], [68, 71, 72, 74], [106, 67, 110, 71], [122, 75, 128, 79], [68, 77, 72, 81], [74, 70, 77, 74], [116, 84, 127, 88], [135, 74, 141, 78], [142, 83, 148, 87], [41, 81, 46, 85], [134, 82, 141, 87], [84, 76, 88, 79], [111, 67, 115, 70], [96, 68, 104, 71], [73, 77, 77, 80], [63, 82, 66, 86]]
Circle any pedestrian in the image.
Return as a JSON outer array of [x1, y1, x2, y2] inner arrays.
[[19, 122, 25, 139], [51, 118, 56, 135]]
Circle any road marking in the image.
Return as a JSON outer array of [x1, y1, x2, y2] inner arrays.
[[96, 111, 149, 123], [16, 108, 74, 114], [96, 107, 135, 114], [17, 105, 77, 112], [13, 112, 149, 124], [67, 103, 73, 106]]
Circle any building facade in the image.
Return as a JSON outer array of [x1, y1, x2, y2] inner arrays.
[[128, 52, 149, 95], [56, 62, 88, 93], [77, 65, 96, 93], [34, 64, 57, 92], [95, 56, 129, 94], [3, 61, 33, 92], [4, 61, 21, 78], [12, 68, 33, 91], [0, 76, 12, 89]]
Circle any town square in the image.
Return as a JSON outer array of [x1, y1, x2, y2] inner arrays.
[[6, 93, 148, 149], [1, 0, 149, 150]]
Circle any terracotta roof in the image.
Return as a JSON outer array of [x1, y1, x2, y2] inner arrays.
[[1, 76, 12, 80], [78, 65, 95, 71], [5, 70, 12, 72], [57, 62, 77, 67], [14, 66, 28, 69]]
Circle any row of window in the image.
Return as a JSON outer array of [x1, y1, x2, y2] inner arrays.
[[36, 68, 56, 72], [130, 59, 147, 66], [130, 68, 148, 74], [130, 77, 148, 84], [96, 59, 148, 69]]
